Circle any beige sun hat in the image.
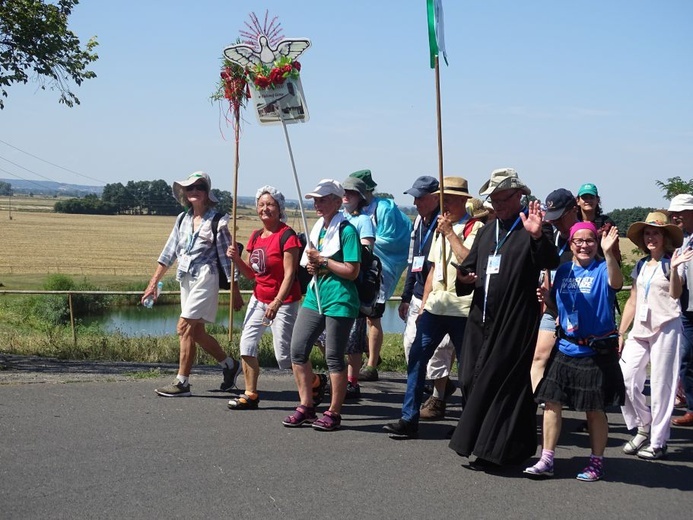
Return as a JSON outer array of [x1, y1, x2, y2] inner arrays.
[[172, 171, 219, 205], [626, 211, 683, 252], [432, 176, 472, 197], [479, 168, 531, 198]]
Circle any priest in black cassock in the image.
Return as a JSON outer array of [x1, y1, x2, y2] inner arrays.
[[449, 168, 559, 469]]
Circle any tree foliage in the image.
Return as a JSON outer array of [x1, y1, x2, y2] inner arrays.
[[55, 179, 235, 216], [655, 176, 693, 200], [0, 181, 13, 195], [608, 207, 655, 236], [0, 0, 98, 109]]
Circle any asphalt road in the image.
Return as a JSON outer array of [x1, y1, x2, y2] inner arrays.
[[1, 355, 692, 519]]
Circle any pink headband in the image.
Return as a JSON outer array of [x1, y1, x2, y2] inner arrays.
[[569, 221, 598, 241]]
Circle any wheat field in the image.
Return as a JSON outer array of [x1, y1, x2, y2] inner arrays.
[[0, 204, 317, 282]]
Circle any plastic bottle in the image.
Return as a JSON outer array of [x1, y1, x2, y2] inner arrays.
[[143, 281, 164, 309]]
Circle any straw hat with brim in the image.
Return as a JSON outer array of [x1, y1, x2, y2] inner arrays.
[[626, 211, 683, 251], [432, 176, 472, 197], [467, 197, 489, 219], [479, 168, 531, 198], [173, 171, 219, 204]]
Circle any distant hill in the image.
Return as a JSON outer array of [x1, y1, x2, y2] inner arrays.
[[1, 178, 102, 197]]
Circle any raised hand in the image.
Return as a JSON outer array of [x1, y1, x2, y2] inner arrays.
[[601, 225, 619, 254], [671, 246, 693, 269], [519, 200, 544, 239]]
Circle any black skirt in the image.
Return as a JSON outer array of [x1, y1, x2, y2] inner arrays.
[[535, 348, 625, 411]]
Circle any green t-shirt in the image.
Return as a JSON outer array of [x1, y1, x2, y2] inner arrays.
[[303, 222, 361, 318]]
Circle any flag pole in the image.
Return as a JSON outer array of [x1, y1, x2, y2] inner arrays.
[[434, 55, 447, 285], [228, 112, 241, 341]]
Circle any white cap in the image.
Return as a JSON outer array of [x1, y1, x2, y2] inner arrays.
[[305, 179, 345, 199]]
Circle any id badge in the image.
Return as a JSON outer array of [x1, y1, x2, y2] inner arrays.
[[566, 311, 579, 334], [638, 304, 650, 322], [435, 262, 444, 282], [412, 255, 425, 273], [487, 254, 501, 275], [178, 254, 191, 273], [549, 269, 557, 284]]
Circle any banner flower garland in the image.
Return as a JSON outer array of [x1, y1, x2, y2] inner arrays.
[[212, 58, 251, 110], [247, 56, 301, 90]]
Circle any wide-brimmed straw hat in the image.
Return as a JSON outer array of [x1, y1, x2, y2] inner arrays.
[[626, 211, 683, 251], [479, 168, 531, 198], [172, 171, 219, 205], [432, 176, 472, 197]]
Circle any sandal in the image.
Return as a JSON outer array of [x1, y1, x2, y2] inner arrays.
[[228, 394, 259, 410], [312, 410, 342, 431], [623, 429, 649, 455], [282, 405, 316, 427]]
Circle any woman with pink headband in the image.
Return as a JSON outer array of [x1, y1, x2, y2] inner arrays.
[[525, 221, 624, 482]]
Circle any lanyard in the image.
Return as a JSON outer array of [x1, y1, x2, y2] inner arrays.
[[641, 260, 659, 300], [185, 215, 206, 254], [418, 210, 439, 256], [556, 233, 568, 257], [494, 215, 522, 255], [483, 214, 523, 323]]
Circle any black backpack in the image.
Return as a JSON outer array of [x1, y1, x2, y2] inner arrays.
[[339, 220, 383, 317]]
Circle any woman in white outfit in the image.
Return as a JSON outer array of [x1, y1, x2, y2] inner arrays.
[[619, 211, 693, 459]]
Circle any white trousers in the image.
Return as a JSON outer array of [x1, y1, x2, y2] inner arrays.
[[620, 318, 681, 449], [403, 295, 453, 380]]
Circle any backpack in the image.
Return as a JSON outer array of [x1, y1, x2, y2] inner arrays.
[[248, 227, 310, 295], [634, 255, 671, 280], [339, 220, 383, 317], [176, 212, 234, 290]]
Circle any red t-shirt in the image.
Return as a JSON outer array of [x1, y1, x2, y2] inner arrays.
[[246, 223, 302, 304]]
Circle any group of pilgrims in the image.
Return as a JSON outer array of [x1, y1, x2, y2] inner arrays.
[[142, 167, 693, 482]]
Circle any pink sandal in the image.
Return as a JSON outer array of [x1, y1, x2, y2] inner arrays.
[[312, 410, 342, 431], [282, 405, 316, 427]]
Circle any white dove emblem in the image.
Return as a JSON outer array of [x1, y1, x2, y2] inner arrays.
[[224, 36, 311, 68]]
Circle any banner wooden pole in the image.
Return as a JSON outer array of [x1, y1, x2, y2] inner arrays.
[[434, 55, 447, 285]]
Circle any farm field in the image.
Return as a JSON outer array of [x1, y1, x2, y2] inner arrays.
[[0, 197, 642, 290], [0, 201, 319, 289]]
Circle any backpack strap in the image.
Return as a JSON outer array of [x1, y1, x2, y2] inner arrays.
[[635, 255, 671, 280], [248, 229, 262, 252], [463, 218, 479, 239], [279, 227, 297, 253]]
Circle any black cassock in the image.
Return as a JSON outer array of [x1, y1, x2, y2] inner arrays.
[[449, 215, 558, 465]]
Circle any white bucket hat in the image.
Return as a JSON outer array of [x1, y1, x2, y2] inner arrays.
[[667, 194, 693, 213], [479, 168, 531, 198], [172, 171, 219, 205]]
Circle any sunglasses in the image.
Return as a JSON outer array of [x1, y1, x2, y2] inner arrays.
[[185, 184, 207, 192]]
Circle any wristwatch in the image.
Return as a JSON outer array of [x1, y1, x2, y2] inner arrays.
[[320, 257, 328, 268]]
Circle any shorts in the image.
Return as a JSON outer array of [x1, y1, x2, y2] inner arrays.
[[180, 264, 218, 323], [539, 311, 557, 332]]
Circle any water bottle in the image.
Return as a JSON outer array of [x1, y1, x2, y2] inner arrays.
[[143, 281, 164, 309]]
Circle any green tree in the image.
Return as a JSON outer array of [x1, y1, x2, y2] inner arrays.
[[0, 181, 12, 195], [655, 176, 693, 201], [0, 0, 98, 109]]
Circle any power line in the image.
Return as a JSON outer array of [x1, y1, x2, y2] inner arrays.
[[0, 138, 107, 186], [0, 166, 58, 191]]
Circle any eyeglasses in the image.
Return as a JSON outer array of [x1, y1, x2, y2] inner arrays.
[[571, 238, 597, 247], [489, 190, 518, 206], [185, 184, 207, 192]]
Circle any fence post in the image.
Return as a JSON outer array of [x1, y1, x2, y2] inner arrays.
[[68, 293, 76, 346]]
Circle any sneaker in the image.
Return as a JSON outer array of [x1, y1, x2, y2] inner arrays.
[[420, 396, 446, 421], [220, 361, 241, 392], [576, 461, 603, 482], [345, 381, 361, 400], [383, 419, 418, 439], [312, 373, 328, 406], [359, 366, 379, 381], [155, 381, 191, 397], [637, 445, 667, 460], [623, 429, 649, 455], [523, 459, 554, 478]]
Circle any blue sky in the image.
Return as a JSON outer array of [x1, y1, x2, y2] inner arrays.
[[2, 0, 691, 212]]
